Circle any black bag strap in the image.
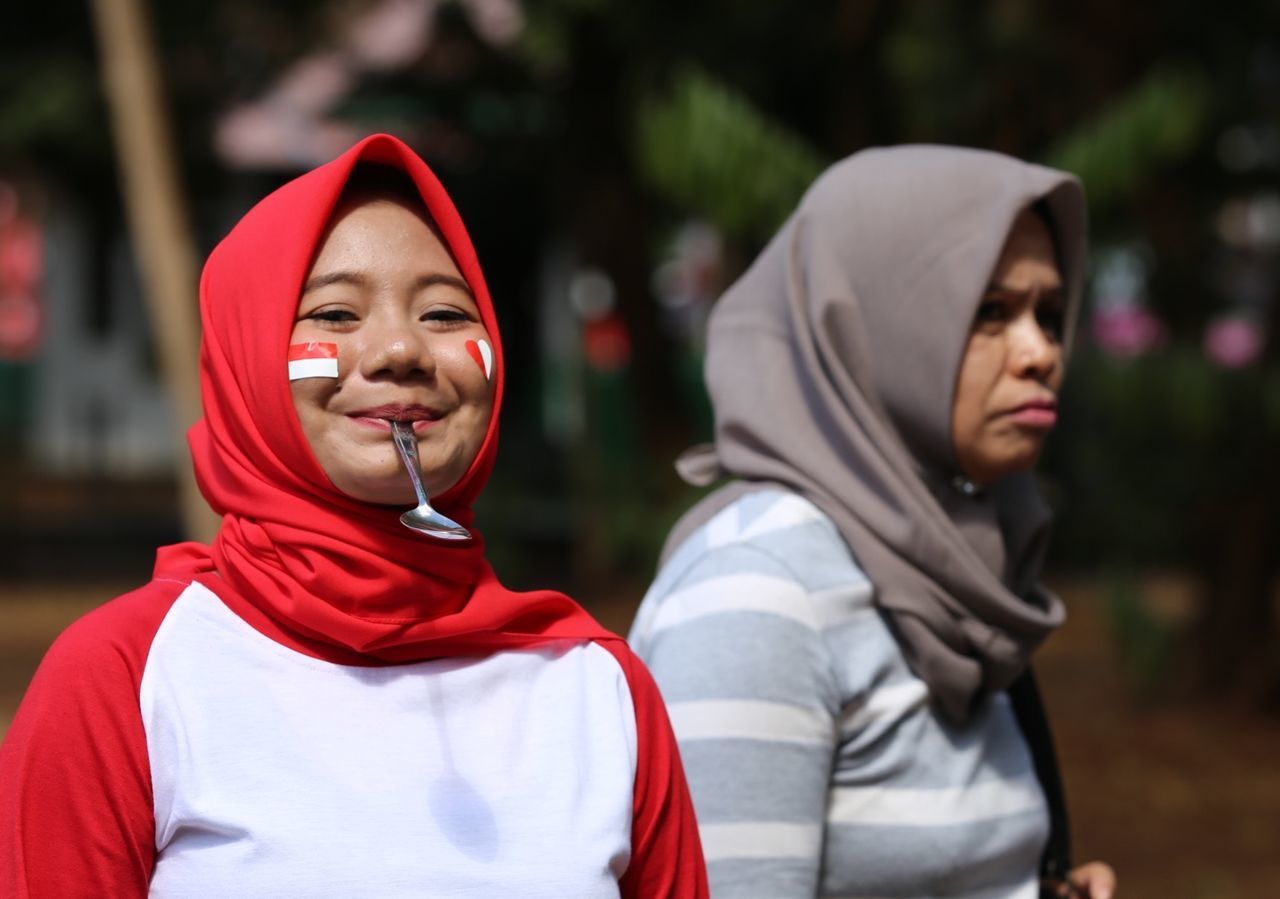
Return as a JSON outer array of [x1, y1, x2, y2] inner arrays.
[[1008, 670, 1073, 888]]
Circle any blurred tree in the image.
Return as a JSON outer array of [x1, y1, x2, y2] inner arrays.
[[7, 0, 1280, 697], [635, 67, 829, 243], [89, 0, 218, 541]]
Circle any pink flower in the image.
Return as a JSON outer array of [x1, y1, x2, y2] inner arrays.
[[1089, 307, 1167, 357], [1203, 315, 1264, 368]]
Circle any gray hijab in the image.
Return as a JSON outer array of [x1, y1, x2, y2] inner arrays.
[[666, 145, 1087, 724]]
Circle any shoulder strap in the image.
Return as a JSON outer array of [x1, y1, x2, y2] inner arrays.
[[1008, 670, 1073, 886]]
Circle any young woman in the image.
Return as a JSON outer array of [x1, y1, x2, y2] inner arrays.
[[1, 134, 706, 897], [630, 146, 1115, 898]]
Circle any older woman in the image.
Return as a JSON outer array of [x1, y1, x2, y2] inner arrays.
[[630, 146, 1115, 898], [1, 134, 705, 897]]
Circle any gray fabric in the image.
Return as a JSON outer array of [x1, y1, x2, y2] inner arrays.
[[630, 489, 1049, 898], [665, 145, 1087, 723]]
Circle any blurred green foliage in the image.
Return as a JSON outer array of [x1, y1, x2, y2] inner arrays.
[[1045, 67, 1211, 212], [0, 56, 100, 153], [635, 69, 829, 241], [4, 0, 1280, 695]]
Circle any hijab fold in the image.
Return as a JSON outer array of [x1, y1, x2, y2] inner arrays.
[[157, 133, 613, 662], [665, 146, 1086, 723]]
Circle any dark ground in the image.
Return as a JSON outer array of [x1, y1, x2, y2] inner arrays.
[[2, 578, 1277, 898]]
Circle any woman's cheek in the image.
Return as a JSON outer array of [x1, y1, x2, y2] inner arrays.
[[462, 336, 495, 382], [428, 333, 493, 390]]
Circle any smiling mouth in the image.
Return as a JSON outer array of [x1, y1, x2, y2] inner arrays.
[[350, 407, 445, 425], [348, 404, 443, 426]]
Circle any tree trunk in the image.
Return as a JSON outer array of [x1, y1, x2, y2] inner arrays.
[[88, 0, 219, 542]]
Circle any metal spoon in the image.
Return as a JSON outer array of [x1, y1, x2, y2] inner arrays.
[[389, 420, 471, 541]]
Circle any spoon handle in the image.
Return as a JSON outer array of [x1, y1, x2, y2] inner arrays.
[[390, 421, 431, 508]]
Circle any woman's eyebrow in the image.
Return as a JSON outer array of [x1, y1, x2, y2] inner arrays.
[[983, 283, 1066, 300], [415, 273, 474, 298], [302, 271, 368, 293], [301, 271, 474, 297]]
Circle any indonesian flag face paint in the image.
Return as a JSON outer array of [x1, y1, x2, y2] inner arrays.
[[288, 342, 339, 380], [465, 337, 494, 380]]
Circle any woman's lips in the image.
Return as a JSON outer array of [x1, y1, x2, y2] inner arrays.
[[1005, 400, 1058, 428], [348, 404, 442, 431]]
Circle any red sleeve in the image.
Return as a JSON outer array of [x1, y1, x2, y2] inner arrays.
[[0, 579, 185, 898], [600, 641, 709, 899]]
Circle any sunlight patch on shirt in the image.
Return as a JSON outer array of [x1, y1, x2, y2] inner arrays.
[[737, 493, 827, 541], [705, 505, 742, 549]]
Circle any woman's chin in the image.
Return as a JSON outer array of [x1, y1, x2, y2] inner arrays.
[[330, 475, 417, 508], [332, 473, 464, 508], [958, 445, 1043, 487]]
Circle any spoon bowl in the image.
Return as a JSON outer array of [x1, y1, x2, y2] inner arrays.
[[389, 420, 471, 541]]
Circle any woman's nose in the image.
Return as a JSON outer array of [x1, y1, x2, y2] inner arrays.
[[359, 315, 435, 379], [1009, 313, 1060, 380]]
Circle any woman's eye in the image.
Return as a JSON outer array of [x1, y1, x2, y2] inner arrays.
[[1037, 307, 1065, 338], [423, 308, 471, 325], [305, 308, 357, 324], [974, 299, 1009, 325]]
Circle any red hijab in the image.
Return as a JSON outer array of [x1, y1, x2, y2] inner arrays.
[[157, 133, 614, 663]]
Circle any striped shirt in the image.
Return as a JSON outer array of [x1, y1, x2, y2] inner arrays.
[[630, 489, 1048, 898]]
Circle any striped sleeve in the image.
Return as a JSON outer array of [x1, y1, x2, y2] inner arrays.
[[633, 543, 842, 898]]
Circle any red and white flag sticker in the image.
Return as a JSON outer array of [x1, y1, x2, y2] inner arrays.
[[465, 338, 493, 380], [287, 342, 339, 380]]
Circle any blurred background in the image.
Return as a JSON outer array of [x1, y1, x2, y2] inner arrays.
[[2, 1, 1279, 895]]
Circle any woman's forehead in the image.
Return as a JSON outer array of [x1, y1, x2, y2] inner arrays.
[[990, 210, 1062, 285]]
